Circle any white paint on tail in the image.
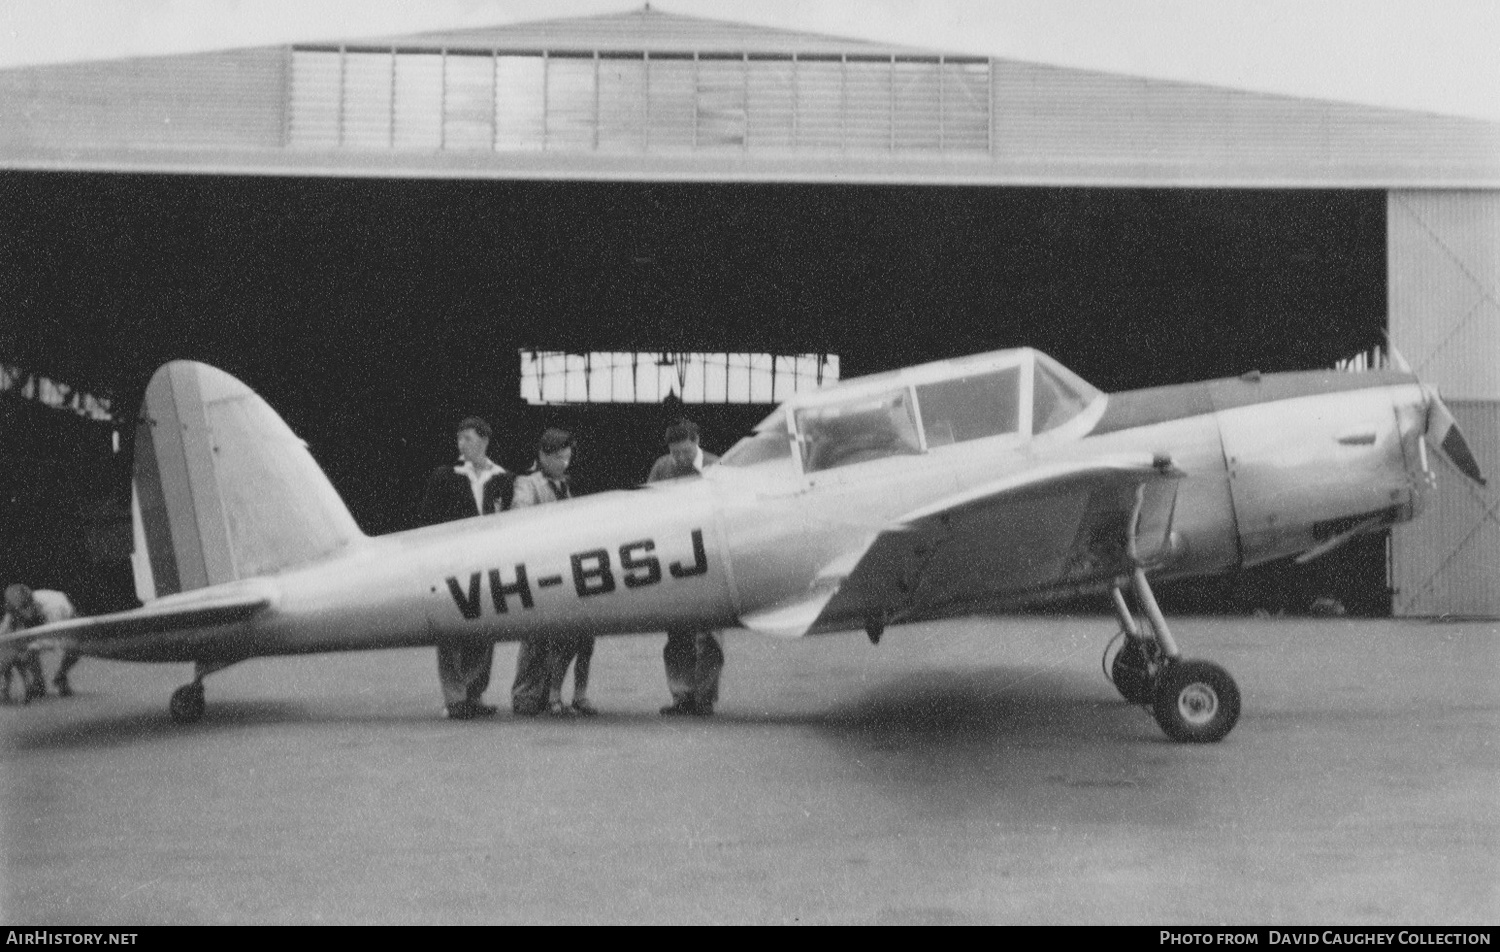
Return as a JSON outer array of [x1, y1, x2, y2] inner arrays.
[[132, 362, 365, 598]]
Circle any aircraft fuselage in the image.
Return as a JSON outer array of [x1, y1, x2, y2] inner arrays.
[[76, 364, 1434, 666]]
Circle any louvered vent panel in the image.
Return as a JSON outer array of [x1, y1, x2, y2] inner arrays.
[[843, 59, 892, 151], [746, 58, 795, 149], [443, 52, 494, 151], [546, 55, 597, 151], [342, 51, 394, 149], [647, 57, 695, 152], [697, 56, 747, 150], [495, 55, 545, 151], [393, 53, 443, 150], [598, 55, 646, 152]]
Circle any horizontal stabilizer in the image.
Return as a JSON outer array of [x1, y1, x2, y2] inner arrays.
[[0, 585, 274, 651]]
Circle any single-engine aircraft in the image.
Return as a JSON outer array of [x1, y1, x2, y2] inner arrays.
[[3, 347, 1485, 742]]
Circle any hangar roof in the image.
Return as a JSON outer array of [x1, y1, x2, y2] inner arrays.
[[376, 7, 931, 56], [0, 6, 1497, 187]]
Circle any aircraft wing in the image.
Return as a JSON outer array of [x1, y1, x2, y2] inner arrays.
[[740, 454, 1182, 638], [0, 585, 274, 658]]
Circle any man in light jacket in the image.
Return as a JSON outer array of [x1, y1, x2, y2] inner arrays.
[[510, 427, 597, 717]]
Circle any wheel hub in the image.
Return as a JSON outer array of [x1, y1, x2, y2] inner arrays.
[[1176, 682, 1219, 724]]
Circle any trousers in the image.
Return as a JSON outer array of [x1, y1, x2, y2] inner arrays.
[[663, 629, 724, 706], [435, 639, 495, 707]]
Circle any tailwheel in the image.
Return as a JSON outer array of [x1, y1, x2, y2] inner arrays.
[[1152, 659, 1240, 743], [169, 683, 206, 724], [1108, 634, 1160, 705]]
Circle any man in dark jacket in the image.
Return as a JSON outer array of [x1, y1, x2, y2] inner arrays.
[[647, 418, 724, 716], [419, 416, 513, 720]]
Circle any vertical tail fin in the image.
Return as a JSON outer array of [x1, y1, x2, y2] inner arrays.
[[132, 361, 365, 599]]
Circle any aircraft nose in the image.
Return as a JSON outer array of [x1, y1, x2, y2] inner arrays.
[[1423, 384, 1486, 486]]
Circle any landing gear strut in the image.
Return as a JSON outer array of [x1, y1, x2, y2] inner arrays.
[[1106, 569, 1240, 743], [168, 660, 234, 724]]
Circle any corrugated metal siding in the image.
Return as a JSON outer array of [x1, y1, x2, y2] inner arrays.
[[1388, 191, 1500, 400], [1391, 400, 1500, 617], [0, 49, 286, 151], [1388, 190, 1500, 616], [991, 60, 1500, 183]]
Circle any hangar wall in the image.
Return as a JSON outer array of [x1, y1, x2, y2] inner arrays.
[[1389, 191, 1500, 616], [2, 9, 1498, 617], [3, 10, 1499, 187]]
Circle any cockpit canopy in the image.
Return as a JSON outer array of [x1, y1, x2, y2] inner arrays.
[[718, 348, 1100, 473]]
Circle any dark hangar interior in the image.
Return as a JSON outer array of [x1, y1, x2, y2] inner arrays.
[[1, 173, 1389, 617]]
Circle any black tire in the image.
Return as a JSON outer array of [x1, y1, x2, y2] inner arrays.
[[1110, 637, 1157, 705], [1152, 659, 1240, 743], [169, 683, 205, 724]]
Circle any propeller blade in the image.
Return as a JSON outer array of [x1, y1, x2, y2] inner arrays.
[[1425, 386, 1487, 486], [1374, 335, 1410, 371]]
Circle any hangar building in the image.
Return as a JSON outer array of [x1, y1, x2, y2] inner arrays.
[[1, 7, 1496, 616]]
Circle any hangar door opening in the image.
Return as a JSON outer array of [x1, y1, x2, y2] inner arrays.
[[2, 174, 1395, 616]]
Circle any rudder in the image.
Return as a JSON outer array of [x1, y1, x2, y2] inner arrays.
[[132, 362, 365, 599]]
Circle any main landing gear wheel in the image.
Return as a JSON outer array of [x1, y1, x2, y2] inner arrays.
[[1151, 659, 1240, 744], [1109, 570, 1242, 742], [1108, 635, 1159, 705], [169, 683, 206, 724]]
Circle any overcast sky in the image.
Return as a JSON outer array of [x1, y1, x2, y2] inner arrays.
[[0, 0, 1497, 121]]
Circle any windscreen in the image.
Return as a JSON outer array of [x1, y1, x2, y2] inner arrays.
[[796, 389, 921, 473], [1033, 360, 1092, 433]]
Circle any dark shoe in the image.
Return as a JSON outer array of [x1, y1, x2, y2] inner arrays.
[[471, 702, 497, 717], [690, 700, 715, 717], [659, 700, 693, 716], [445, 701, 478, 720], [512, 702, 544, 717], [53, 676, 72, 698], [571, 699, 599, 717]]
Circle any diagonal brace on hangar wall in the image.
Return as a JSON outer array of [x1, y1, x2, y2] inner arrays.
[[1389, 191, 1500, 617]]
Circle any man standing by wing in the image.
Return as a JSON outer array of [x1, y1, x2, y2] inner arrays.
[[648, 418, 724, 716], [419, 416, 513, 720], [510, 427, 598, 717]]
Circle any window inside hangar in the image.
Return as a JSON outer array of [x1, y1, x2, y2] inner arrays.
[[519, 351, 839, 405]]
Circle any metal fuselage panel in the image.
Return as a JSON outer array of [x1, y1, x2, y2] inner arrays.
[[245, 484, 737, 657], [1067, 411, 1240, 579], [1213, 382, 1424, 567], [1080, 372, 1429, 576]]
